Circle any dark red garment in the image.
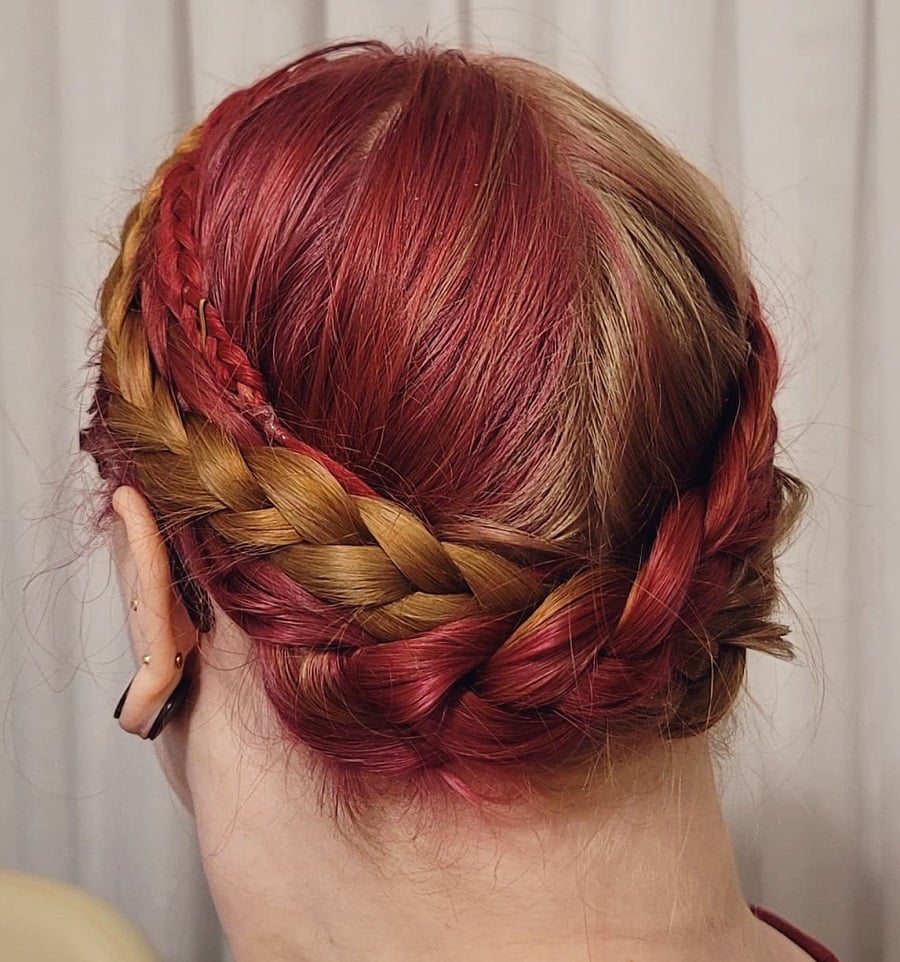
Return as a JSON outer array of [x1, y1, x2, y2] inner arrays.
[[751, 905, 840, 961]]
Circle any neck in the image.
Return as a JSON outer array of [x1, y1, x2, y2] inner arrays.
[[181, 635, 770, 962]]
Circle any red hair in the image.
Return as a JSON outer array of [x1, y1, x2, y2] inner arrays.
[[81, 39, 807, 830]]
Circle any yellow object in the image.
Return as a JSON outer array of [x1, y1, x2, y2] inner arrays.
[[0, 870, 163, 962]]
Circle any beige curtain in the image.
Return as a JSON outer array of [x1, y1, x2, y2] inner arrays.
[[1, 3, 895, 960]]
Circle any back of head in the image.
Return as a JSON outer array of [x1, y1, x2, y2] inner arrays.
[[81, 38, 807, 835]]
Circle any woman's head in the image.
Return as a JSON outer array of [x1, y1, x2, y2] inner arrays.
[[81, 38, 807, 837]]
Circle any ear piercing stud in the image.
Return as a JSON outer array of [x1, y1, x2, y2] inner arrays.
[[130, 597, 139, 611], [138, 652, 183, 669]]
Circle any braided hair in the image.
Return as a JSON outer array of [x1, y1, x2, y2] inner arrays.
[[81, 39, 807, 830]]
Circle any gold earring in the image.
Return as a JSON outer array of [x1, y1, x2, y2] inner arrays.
[[130, 597, 139, 611], [140, 653, 183, 669]]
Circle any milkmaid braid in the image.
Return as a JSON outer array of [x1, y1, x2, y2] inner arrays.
[[82, 39, 807, 826]]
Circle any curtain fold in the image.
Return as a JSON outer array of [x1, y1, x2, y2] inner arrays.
[[1, 4, 893, 960]]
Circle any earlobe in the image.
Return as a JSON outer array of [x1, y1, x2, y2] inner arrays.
[[113, 648, 197, 740], [111, 486, 201, 739]]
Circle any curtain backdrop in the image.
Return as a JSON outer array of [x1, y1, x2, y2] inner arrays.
[[1, 3, 896, 961]]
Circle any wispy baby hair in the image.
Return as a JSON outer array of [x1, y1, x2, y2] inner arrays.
[[81, 38, 808, 830]]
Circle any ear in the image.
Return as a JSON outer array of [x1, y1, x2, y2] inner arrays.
[[111, 485, 200, 739]]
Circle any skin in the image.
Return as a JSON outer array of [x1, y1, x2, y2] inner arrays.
[[111, 485, 814, 962]]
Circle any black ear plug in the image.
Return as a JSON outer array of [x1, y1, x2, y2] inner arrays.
[[113, 680, 132, 720], [145, 670, 194, 740], [113, 650, 196, 739]]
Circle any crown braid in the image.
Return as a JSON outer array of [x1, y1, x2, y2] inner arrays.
[[82, 41, 807, 821]]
